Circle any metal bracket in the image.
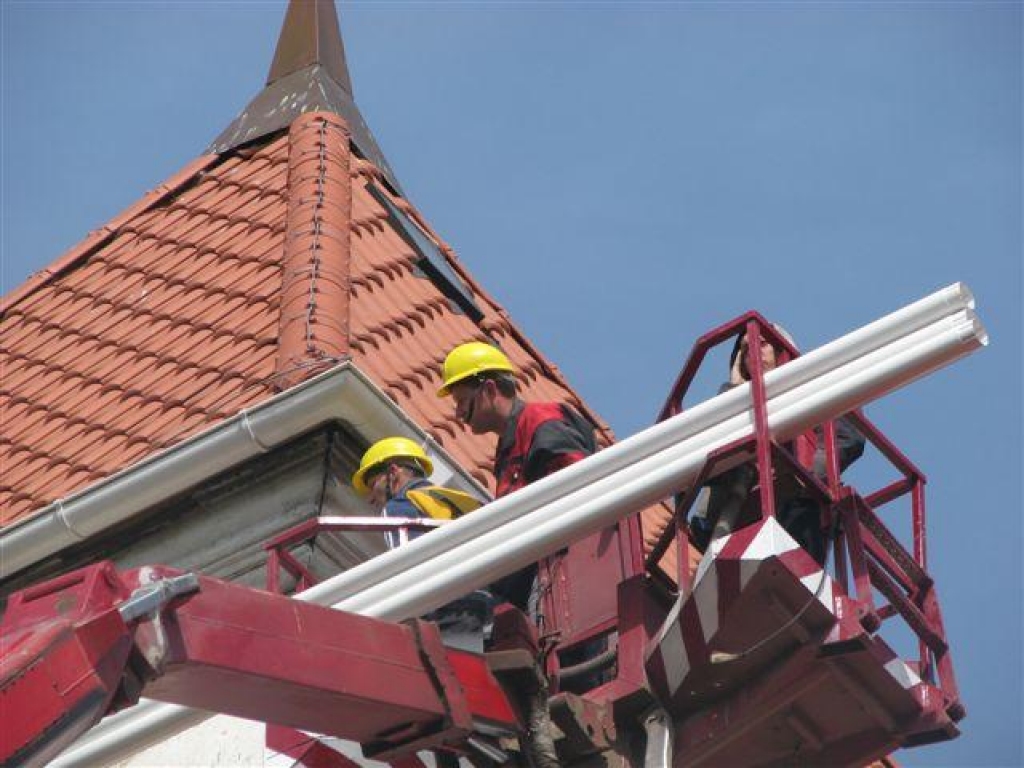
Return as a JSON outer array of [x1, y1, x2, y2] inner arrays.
[[118, 572, 200, 623], [642, 706, 674, 768]]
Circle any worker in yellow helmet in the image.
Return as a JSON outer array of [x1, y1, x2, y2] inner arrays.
[[354, 437, 490, 652], [353, 436, 481, 549], [439, 339, 614, 709], [438, 341, 595, 497], [438, 341, 596, 612]]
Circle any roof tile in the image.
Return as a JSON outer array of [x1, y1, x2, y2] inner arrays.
[[1, 115, 674, 574]]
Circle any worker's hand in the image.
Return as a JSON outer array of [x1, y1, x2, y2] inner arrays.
[[730, 342, 748, 386]]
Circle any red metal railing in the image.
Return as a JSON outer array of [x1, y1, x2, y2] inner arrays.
[[264, 516, 445, 595], [645, 312, 962, 721]]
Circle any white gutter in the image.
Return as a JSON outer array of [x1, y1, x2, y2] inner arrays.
[[50, 284, 987, 767], [0, 362, 487, 581]]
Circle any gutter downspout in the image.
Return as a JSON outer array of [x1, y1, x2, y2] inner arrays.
[[0, 361, 486, 581]]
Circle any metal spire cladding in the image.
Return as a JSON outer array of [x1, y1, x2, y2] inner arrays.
[[208, 0, 401, 192], [266, 0, 353, 93]]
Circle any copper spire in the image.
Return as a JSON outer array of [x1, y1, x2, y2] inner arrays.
[[209, 0, 400, 192], [267, 0, 352, 93]]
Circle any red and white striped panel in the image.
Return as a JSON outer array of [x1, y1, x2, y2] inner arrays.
[[863, 633, 925, 692], [645, 516, 838, 711]]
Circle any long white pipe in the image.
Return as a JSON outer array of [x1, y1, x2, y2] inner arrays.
[[306, 306, 980, 611], [51, 290, 985, 767], [298, 285, 976, 609], [342, 309, 986, 619]]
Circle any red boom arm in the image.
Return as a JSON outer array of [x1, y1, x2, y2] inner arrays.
[[0, 562, 517, 767]]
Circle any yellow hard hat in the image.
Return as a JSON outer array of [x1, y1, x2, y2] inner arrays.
[[437, 341, 517, 397], [352, 437, 434, 495]]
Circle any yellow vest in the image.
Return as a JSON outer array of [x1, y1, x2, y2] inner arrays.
[[406, 486, 483, 520]]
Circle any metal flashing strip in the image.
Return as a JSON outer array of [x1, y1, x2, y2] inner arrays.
[[208, 66, 401, 195], [366, 182, 483, 322]]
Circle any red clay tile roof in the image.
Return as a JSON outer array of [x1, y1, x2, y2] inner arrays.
[[0, 110, 675, 565], [1, 146, 283, 524]]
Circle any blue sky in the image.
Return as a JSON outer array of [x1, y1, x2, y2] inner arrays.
[[2, 2, 1021, 765]]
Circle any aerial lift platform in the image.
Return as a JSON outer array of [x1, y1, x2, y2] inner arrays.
[[1, 310, 968, 767]]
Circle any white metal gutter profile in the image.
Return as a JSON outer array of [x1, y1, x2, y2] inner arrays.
[[49, 282, 988, 767], [0, 362, 488, 581]]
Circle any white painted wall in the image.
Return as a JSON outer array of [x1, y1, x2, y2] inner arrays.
[[112, 716, 267, 767], [112, 715, 474, 767]]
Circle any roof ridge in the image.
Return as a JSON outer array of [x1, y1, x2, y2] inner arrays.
[[0, 154, 221, 317], [273, 111, 352, 390]]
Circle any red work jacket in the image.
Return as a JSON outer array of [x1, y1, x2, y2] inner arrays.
[[494, 400, 595, 497]]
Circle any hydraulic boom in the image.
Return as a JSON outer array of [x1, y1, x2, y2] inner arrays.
[[0, 562, 517, 768]]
